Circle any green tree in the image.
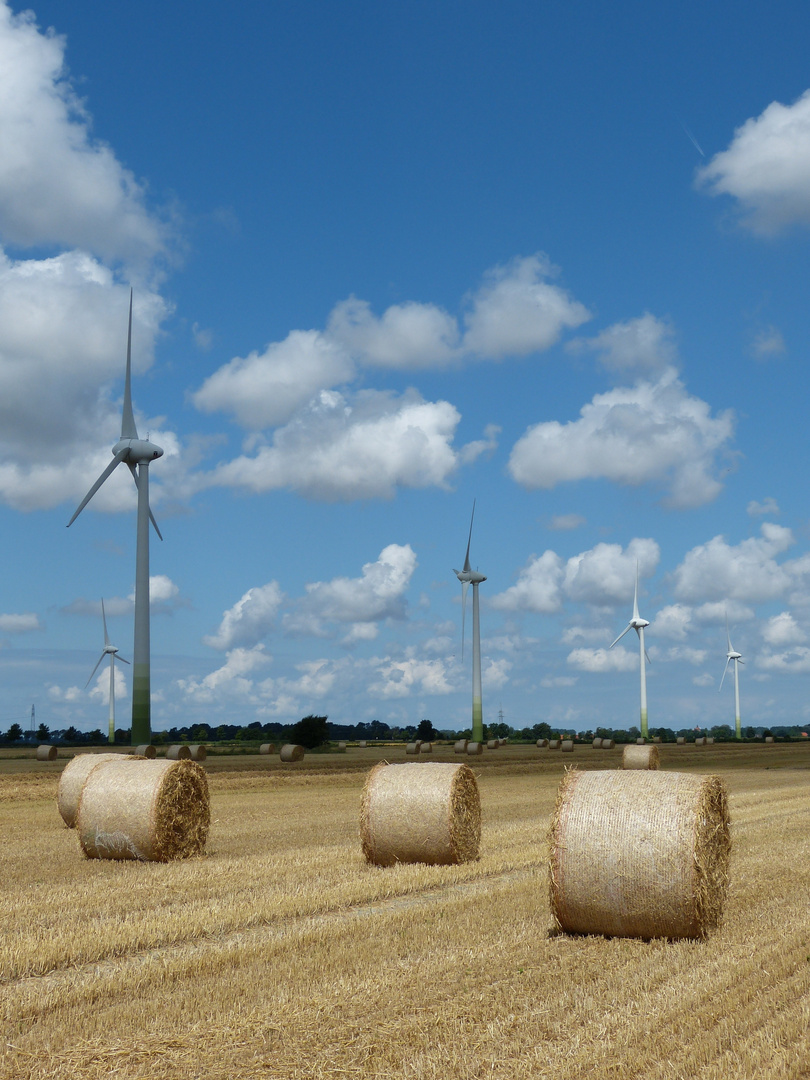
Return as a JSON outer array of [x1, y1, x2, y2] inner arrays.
[[417, 718, 436, 741], [36, 723, 50, 741], [64, 726, 78, 743], [291, 714, 329, 749], [6, 723, 22, 743]]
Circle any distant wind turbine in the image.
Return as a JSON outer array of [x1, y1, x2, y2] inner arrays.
[[610, 563, 651, 740], [719, 616, 744, 739], [68, 290, 163, 746], [86, 599, 130, 744], [453, 501, 487, 745]]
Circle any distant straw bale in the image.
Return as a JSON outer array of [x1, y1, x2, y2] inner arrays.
[[561, 740, 574, 753], [358, 741, 367, 748], [454, 739, 468, 753], [259, 743, 276, 755], [676, 737, 686, 745], [36, 744, 57, 761], [548, 740, 561, 750], [77, 758, 209, 862], [466, 741, 483, 755], [189, 744, 207, 762], [706, 737, 715, 744], [338, 741, 347, 750], [622, 744, 660, 770], [280, 744, 305, 762], [360, 761, 480, 866], [167, 745, 191, 760], [57, 753, 121, 827], [592, 738, 602, 748], [652, 736, 662, 744], [695, 737, 706, 746], [636, 737, 646, 745], [135, 744, 156, 758], [548, 768, 731, 939], [420, 742, 433, 753], [405, 742, 421, 755], [601, 739, 615, 749], [765, 736, 774, 743], [537, 739, 549, 748], [486, 740, 498, 749]]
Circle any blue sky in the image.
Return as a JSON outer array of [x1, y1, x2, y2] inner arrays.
[[2, 0, 810, 735]]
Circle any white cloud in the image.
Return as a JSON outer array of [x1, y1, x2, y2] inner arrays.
[[508, 367, 734, 508], [491, 550, 564, 613], [47, 683, 82, 703], [751, 327, 785, 358], [566, 647, 637, 673], [483, 657, 512, 688], [302, 543, 417, 625], [561, 625, 610, 645], [0, 612, 40, 632], [651, 604, 693, 641], [747, 497, 780, 517], [462, 254, 590, 358], [88, 663, 127, 706], [176, 645, 272, 703], [204, 582, 284, 650], [367, 656, 455, 698], [673, 523, 795, 604], [549, 513, 585, 531], [697, 90, 810, 234], [327, 296, 459, 368], [541, 675, 578, 688], [563, 538, 659, 607], [762, 611, 806, 647], [341, 623, 379, 645], [657, 645, 707, 666], [200, 390, 472, 501], [756, 647, 810, 674], [569, 313, 676, 376], [0, 4, 168, 265], [692, 672, 715, 687], [693, 600, 755, 625]]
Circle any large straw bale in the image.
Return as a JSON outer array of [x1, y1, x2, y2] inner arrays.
[[548, 739, 561, 749], [537, 739, 549, 748], [360, 762, 480, 866], [280, 743, 305, 762], [454, 739, 468, 753], [561, 740, 574, 753], [405, 742, 421, 755], [592, 738, 602, 748], [420, 741, 433, 753], [77, 758, 209, 861], [167, 744, 191, 760], [189, 744, 207, 762], [259, 743, 276, 755], [549, 768, 730, 940], [601, 739, 615, 749], [135, 744, 157, 758], [36, 744, 58, 761], [622, 744, 660, 770], [466, 741, 483, 755], [57, 753, 121, 827]]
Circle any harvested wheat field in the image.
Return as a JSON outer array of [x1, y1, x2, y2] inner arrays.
[[2, 742, 810, 1078]]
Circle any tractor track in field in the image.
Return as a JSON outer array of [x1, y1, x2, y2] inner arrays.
[[3, 866, 539, 1015]]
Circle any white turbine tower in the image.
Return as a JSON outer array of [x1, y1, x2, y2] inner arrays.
[[86, 599, 130, 744], [68, 290, 163, 746], [453, 501, 486, 745], [610, 563, 651, 740], [719, 616, 744, 739]]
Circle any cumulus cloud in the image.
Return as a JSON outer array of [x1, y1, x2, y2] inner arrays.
[[756, 647, 810, 674], [327, 296, 459, 368], [301, 544, 417, 626], [491, 550, 564, 614], [697, 90, 810, 234], [549, 513, 585, 531], [176, 645, 271, 703], [651, 604, 693, 641], [367, 656, 455, 698], [673, 523, 795, 604], [751, 326, 785, 358], [656, 645, 706, 666], [0, 4, 168, 265], [747, 497, 779, 517], [509, 367, 733, 508], [566, 646, 637, 673], [88, 663, 127, 706], [541, 675, 578, 688], [0, 612, 40, 632], [204, 582, 284, 650], [762, 611, 806, 647], [569, 313, 676, 376]]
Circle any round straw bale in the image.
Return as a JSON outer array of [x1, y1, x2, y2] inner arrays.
[[360, 762, 480, 866], [135, 744, 156, 758], [561, 740, 574, 753], [592, 738, 602, 748], [167, 744, 191, 760], [676, 737, 686, 744], [601, 739, 615, 749], [466, 741, 483, 755], [636, 737, 646, 745], [259, 743, 276, 755], [405, 742, 420, 754], [454, 739, 468, 753], [765, 736, 774, 743], [36, 744, 58, 761], [652, 736, 662, 744], [280, 743, 305, 762], [77, 757, 209, 861], [486, 739, 498, 749], [548, 739, 561, 749], [338, 741, 347, 750], [57, 752, 121, 827], [420, 741, 433, 753], [549, 769, 730, 940], [537, 739, 549, 748], [189, 744, 207, 762], [695, 737, 706, 746], [706, 737, 714, 744], [358, 740, 367, 748], [622, 744, 660, 770]]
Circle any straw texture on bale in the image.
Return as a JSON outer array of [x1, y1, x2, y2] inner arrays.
[[36, 744, 57, 761], [360, 762, 481, 867], [695, 737, 706, 746], [676, 737, 686, 744], [548, 739, 561, 749], [57, 753, 121, 827], [405, 742, 421, 755], [420, 742, 433, 753], [548, 768, 731, 940], [167, 744, 191, 760], [537, 739, 549, 748], [601, 739, 615, 749], [259, 743, 276, 755], [454, 739, 468, 753], [622, 743, 660, 770], [189, 744, 207, 762], [486, 739, 498, 749], [561, 740, 574, 753], [636, 737, 647, 745], [280, 743, 305, 762], [466, 741, 483, 755], [135, 744, 156, 758], [77, 758, 210, 861], [592, 738, 602, 748]]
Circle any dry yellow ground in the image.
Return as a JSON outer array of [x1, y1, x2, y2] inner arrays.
[[1, 743, 809, 1078]]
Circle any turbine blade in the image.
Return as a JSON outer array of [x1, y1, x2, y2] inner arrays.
[[737, 658, 745, 665], [610, 623, 632, 649], [463, 500, 476, 573], [101, 598, 110, 646], [644, 648, 652, 665], [67, 450, 127, 527], [719, 656, 731, 690], [461, 580, 469, 661], [632, 561, 640, 622], [726, 613, 733, 654], [127, 463, 163, 540], [121, 289, 138, 440], [116, 654, 131, 665], [85, 653, 106, 689]]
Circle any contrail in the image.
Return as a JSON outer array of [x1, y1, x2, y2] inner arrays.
[[680, 121, 705, 158]]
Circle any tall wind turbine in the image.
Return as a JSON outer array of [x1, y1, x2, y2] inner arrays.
[[86, 599, 130, 744], [719, 616, 743, 739], [610, 563, 651, 740], [453, 501, 487, 744], [68, 291, 163, 746]]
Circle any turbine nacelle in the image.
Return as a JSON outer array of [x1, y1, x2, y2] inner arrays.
[[112, 437, 164, 464], [630, 617, 650, 631], [455, 568, 487, 585]]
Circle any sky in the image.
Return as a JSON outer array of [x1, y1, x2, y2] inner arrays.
[[2, 0, 810, 736]]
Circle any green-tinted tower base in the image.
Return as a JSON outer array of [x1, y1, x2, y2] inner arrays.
[[131, 664, 150, 746]]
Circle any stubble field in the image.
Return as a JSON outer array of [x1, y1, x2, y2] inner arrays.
[[1, 742, 809, 1079]]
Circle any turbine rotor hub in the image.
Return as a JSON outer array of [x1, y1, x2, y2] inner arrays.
[[113, 437, 164, 464]]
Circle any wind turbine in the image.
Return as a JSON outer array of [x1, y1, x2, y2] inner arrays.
[[453, 501, 487, 744], [68, 290, 163, 746], [610, 563, 651, 740], [86, 599, 130, 744], [719, 616, 743, 739]]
